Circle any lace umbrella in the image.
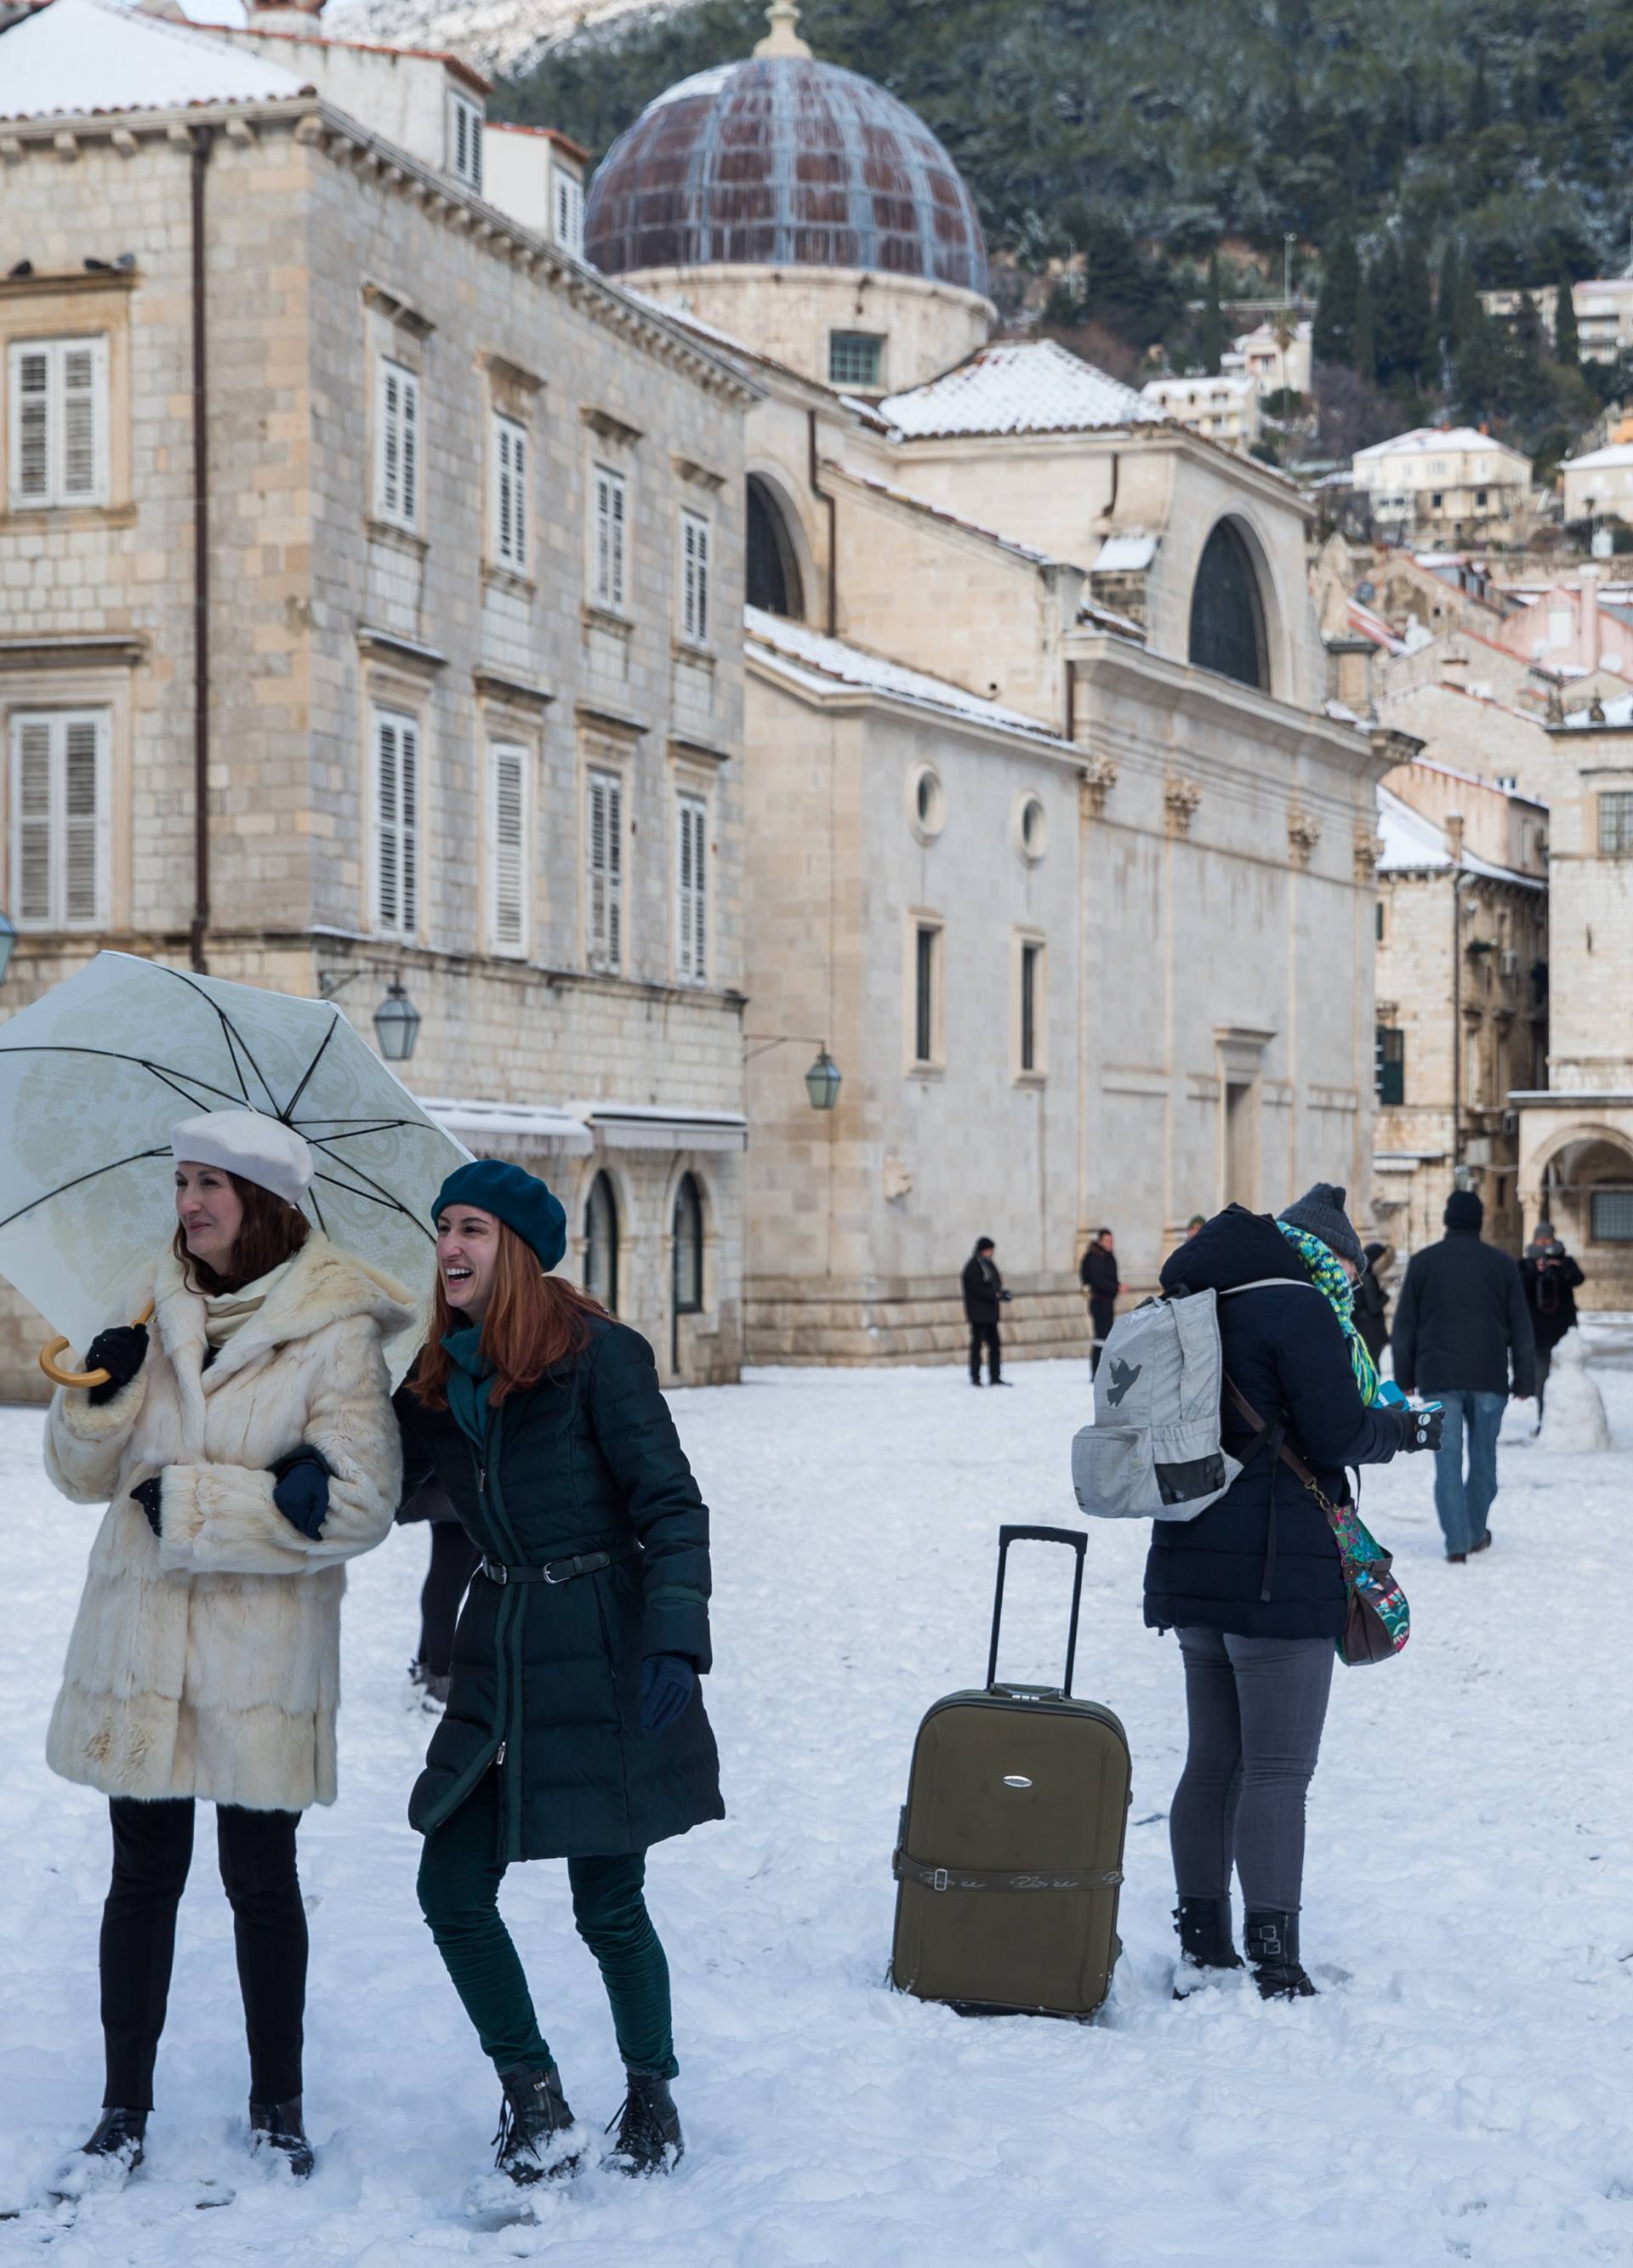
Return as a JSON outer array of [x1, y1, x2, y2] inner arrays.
[[0, 952, 469, 1382]]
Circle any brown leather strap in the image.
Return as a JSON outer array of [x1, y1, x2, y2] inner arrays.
[[1224, 1377, 1320, 1490], [893, 1851, 1123, 1894]]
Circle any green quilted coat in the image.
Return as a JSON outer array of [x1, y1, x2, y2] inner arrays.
[[395, 1316, 722, 1862]]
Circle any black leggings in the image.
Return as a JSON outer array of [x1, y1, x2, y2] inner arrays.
[[1169, 1628, 1334, 1913], [102, 1799, 306, 2111], [418, 1521, 481, 1678]]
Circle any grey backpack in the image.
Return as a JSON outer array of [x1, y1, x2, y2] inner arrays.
[[1070, 1282, 1318, 1521]]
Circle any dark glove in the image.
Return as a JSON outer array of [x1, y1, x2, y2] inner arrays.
[[639, 1653, 697, 1734], [130, 1475, 163, 1537], [1000, 1290, 1014, 1304], [270, 1447, 332, 1542], [1390, 1402, 1444, 1454], [86, 1323, 150, 1407]]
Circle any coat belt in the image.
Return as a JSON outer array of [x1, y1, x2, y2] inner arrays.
[[478, 1537, 640, 1587]]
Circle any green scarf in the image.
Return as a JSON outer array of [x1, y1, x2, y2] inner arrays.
[[1276, 1219, 1383, 1407]]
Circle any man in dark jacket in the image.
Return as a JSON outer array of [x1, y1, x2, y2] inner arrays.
[[1392, 1189, 1536, 1560], [1079, 1227, 1120, 1376], [1521, 1220, 1585, 1413], [961, 1236, 1011, 1385]]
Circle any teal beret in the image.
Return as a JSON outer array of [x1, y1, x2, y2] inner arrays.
[[432, 1160, 568, 1273]]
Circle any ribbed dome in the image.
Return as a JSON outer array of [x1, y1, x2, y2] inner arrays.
[[583, 46, 989, 297]]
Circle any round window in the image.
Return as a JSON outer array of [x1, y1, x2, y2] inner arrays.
[[1016, 793, 1048, 862], [908, 764, 945, 842]]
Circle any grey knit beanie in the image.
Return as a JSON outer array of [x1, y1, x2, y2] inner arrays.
[[1277, 1182, 1365, 1269]]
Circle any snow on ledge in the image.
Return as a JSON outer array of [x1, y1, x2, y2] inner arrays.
[[745, 607, 1074, 749]]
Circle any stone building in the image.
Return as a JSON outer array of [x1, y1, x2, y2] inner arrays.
[[1372, 764, 1549, 1257], [0, 0, 758, 1392], [1350, 429, 1536, 549], [583, 3, 1397, 1362], [1138, 372, 1260, 452]]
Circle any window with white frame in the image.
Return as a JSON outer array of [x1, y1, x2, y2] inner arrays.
[[591, 465, 627, 610], [449, 93, 484, 191], [680, 509, 711, 646], [372, 707, 420, 937], [9, 708, 110, 929], [554, 172, 585, 256], [586, 766, 623, 972], [675, 792, 708, 985], [488, 739, 528, 956], [375, 359, 421, 531], [1016, 935, 1045, 1077], [491, 411, 528, 572], [909, 915, 944, 1068], [8, 337, 108, 510]]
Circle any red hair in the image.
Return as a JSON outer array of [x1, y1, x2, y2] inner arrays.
[[410, 1218, 606, 1408]]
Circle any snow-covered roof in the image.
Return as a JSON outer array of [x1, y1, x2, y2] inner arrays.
[[421, 1097, 593, 1153], [1091, 531, 1158, 573], [0, 0, 310, 118], [1562, 443, 1633, 473], [1355, 427, 1532, 470], [879, 340, 1160, 441], [745, 606, 1074, 747], [1559, 691, 1633, 728], [1141, 373, 1255, 400], [1376, 786, 1543, 887]]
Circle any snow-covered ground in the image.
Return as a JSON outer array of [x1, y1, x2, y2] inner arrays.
[[4, 1336, 1633, 2266]]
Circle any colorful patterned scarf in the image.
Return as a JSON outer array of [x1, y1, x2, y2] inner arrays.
[[1276, 1219, 1383, 1407]]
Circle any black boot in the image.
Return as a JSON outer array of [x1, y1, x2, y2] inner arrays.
[[49, 2107, 145, 2201], [1244, 1909, 1317, 2000], [602, 2069, 685, 2177], [491, 2065, 584, 2188], [249, 2096, 315, 2180], [1172, 1897, 1243, 1997]]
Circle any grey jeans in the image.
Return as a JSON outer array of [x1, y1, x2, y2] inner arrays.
[[1169, 1628, 1334, 1913]]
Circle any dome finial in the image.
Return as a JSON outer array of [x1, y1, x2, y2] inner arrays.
[[754, 0, 811, 57]]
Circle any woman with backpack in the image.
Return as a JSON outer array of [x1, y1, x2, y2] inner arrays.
[[1147, 1185, 1438, 1998], [396, 1161, 721, 2214]]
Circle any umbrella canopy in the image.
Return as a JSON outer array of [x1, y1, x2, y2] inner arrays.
[[0, 952, 469, 1380]]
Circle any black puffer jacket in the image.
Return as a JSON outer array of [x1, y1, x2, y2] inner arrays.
[[1392, 1229, 1536, 1398], [1143, 1206, 1400, 1640]]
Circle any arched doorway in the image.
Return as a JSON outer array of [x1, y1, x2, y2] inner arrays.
[[746, 475, 804, 619], [671, 1171, 704, 1373], [1188, 519, 1270, 691], [583, 1171, 619, 1314]]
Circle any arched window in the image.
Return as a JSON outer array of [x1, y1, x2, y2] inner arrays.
[[1188, 520, 1270, 691], [672, 1174, 704, 1316], [746, 475, 804, 619], [583, 1172, 619, 1314]]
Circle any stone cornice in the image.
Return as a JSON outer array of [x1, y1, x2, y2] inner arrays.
[[0, 98, 763, 411]]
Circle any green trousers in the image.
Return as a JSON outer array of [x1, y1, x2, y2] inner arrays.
[[416, 1768, 677, 2080]]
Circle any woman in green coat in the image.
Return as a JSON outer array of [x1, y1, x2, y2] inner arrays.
[[396, 1160, 722, 2210]]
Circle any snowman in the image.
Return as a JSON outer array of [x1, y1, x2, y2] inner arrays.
[[1537, 1330, 1611, 1454]]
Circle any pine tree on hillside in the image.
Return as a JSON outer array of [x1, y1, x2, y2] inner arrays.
[[1437, 238, 1461, 359], [1314, 231, 1360, 367], [1353, 270, 1377, 384], [1556, 275, 1579, 367], [1200, 253, 1227, 374], [1467, 49, 1491, 135], [1399, 239, 1436, 387], [1370, 241, 1406, 384]]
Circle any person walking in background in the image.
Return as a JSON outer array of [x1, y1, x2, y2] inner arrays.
[[1521, 1220, 1585, 1414], [400, 1479, 481, 1708], [1352, 1241, 1392, 1367], [1185, 1215, 1206, 1241], [961, 1236, 1011, 1387], [1079, 1227, 1120, 1378], [1392, 1190, 1535, 1562], [1146, 1186, 1432, 2001]]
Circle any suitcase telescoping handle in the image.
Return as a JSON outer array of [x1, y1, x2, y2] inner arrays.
[[986, 1525, 1088, 1698]]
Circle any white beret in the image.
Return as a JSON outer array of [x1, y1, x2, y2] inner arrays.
[[171, 1109, 313, 1208]]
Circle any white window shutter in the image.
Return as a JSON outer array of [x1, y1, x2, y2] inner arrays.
[[494, 415, 526, 570], [681, 512, 710, 644], [375, 713, 400, 930], [587, 769, 623, 971], [490, 741, 526, 953], [400, 370, 419, 526], [59, 341, 104, 503], [399, 717, 419, 934], [676, 794, 707, 983], [10, 345, 51, 508], [379, 366, 400, 521], [11, 717, 53, 924], [512, 426, 526, 567], [9, 710, 108, 928], [610, 474, 625, 607], [61, 716, 102, 923]]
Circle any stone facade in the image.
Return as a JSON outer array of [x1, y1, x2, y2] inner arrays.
[[0, 64, 756, 1394]]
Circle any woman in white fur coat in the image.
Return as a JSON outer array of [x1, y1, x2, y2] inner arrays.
[[43, 1107, 412, 2196]]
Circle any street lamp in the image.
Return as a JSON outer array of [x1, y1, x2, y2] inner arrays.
[[372, 977, 421, 1063], [803, 1048, 842, 1111]]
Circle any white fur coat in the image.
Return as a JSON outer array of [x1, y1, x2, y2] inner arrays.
[[43, 1233, 413, 1811]]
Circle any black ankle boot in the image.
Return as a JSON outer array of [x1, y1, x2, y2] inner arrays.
[[1172, 1897, 1243, 1996], [249, 2096, 315, 2180], [602, 2068, 685, 2176], [49, 2107, 146, 2201], [1243, 1908, 1317, 2000], [492, 2065, 584, 2187]]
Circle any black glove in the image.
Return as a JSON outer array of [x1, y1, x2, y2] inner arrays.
[[270, 1447, 332, 1542], [130, 1475, 164, 1537], [85, 1323, 150, 1407], [1391, 1402, 1444, 1454], [639, 1653, 697, 1733]]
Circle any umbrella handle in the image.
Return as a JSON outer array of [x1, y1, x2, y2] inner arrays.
[[40, 1301, 157, 1390]]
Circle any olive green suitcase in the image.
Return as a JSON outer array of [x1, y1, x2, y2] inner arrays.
[[890, 1525, 1130, 2020]]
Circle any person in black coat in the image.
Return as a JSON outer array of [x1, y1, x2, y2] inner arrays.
[[1079, 1228, 1120, 1376], [1520, 1220, 1585, 1413], [1392, 1188, 1535, 1560], [1351, 1241, 1391, 1366], [1147, 1192, 1435, 1998], [961, 1236, 1011, 1385]]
